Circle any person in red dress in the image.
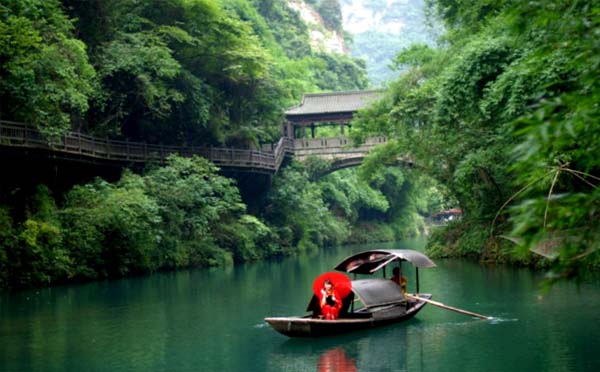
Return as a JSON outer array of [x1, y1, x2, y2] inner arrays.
[[320, 279, 342, 320]]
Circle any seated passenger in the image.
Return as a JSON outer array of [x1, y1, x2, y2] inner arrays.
[[391, 267, 408, 294], [320, 279, 342, 320]]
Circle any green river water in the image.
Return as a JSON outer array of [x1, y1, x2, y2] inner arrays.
[[1, 239, 600, 371]]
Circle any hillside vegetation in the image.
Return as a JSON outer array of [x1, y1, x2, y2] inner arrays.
[[352, 0, 600, 282], [0, 0, 444, 290], [0, 0, 368, 146]]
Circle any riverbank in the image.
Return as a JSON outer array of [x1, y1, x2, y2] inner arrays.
[[425, 219, 553, 268], [1, 154, 438, 292]]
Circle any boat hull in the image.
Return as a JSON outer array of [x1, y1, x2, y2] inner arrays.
[[265, 294, 431, 337]]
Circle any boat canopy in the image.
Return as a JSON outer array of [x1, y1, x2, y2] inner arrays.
[[334, 249, 436, 274], [351, 279, 406, 308]]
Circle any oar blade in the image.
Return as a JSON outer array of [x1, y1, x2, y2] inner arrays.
[[407, 294, 492, 320]]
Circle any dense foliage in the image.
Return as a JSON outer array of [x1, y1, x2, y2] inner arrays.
[[264, 158, 445, 250], [0, 0, 368, 145], [0, 0, 378, 291], [352, 0, 600, 281], [310, 0, 344, 32], [0, 155, 438, 290], [0, 0, 95, 139], [0, 156, 285, 289]]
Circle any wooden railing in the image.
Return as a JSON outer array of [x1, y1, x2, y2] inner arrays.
[[0, 120, 278, 171], [273, 137, 294, 170], [0, 120, 387, 173]]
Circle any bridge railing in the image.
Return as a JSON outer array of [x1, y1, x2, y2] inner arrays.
[[292, 136, 387, 160], [292, 136, 387, 149], [0, 120, 388, 172], [271, 137, 294, 170], [0, 120, 278, 170], [201, 147, 276, 170]]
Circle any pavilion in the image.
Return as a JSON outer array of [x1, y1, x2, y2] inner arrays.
[[284, 90, 383, 138]]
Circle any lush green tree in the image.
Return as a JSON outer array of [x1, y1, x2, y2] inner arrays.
[[315, 0, 343, 32], [72, 0, 280, 145], [0, 0, 95, 138], [92, 32, 184, 139], [60, 154, 273, 279], [504, 0, 600, 281], [61, 175, 161, 278], [266, 162, 349, 251], [274, 157, 439, 246], [249, 0, 312, 59], [3, 186, 72, 288], [142, 155, 248, 266], [351, 0, 600, 281], [313, 53, 369, 91]]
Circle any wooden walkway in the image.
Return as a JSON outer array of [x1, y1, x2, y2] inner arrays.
[[0, 120, 385, 173]]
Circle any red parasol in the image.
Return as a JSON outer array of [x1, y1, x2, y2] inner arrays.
[[312, 271, 352, 299]]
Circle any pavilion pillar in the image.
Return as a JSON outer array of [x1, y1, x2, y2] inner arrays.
[[340, 122, 345, 136], [311, 124, 315, 138], [286, 122, 294, 138]]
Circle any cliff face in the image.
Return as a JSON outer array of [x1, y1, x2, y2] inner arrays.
[[287, 0, 348, 54], [340, 0, 440, 86], [254, 0, 369, 92]]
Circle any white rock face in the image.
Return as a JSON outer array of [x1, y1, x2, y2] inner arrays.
[[288, 0, 322, 25], [288, 0, 348, 54], [284, 0, 438, 84]]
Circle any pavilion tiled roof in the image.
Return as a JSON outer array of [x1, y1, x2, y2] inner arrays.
[[285, 90, 383, 116]]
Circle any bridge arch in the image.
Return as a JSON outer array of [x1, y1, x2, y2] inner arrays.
[[287, 135, 408, 177], [307, 155, 416, 179]]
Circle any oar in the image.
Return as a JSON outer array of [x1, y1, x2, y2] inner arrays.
[[406, 294, 492, 320]]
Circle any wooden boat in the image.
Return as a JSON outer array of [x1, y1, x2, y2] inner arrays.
[[265, 249, 437, 337]]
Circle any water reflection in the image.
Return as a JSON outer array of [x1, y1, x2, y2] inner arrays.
[[268, 321, 413, 372], [317, 348, 357, 372]]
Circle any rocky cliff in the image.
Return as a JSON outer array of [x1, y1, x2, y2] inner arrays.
[[287, 0, 348, 54]]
